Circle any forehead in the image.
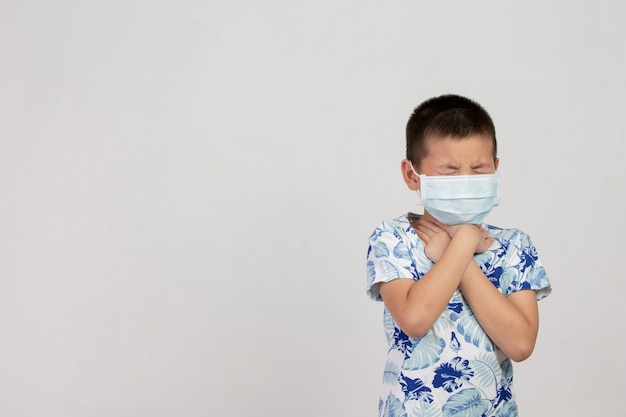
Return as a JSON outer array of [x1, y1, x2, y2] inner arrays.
[[422, 134, 495, 165]]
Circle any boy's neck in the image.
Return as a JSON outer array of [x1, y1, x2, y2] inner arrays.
[[407, 211, 438, 224]]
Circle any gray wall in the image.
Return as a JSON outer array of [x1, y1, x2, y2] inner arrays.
[[1, 1, 624, 416]]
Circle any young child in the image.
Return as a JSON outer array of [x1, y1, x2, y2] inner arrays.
[[366, 94, 551, 417]]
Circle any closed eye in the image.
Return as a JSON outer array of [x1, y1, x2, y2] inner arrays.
[[438, 165, 460, 175], [471, 164, 494, 174]]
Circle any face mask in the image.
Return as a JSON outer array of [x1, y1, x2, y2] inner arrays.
[[411, 164, 500, 225]]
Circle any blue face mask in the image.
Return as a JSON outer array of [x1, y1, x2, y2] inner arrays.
[[411, 164, 500, 225]]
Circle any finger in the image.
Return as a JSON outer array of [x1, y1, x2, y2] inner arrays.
[[418, 220, 441, 233], [416, 224, 435, 240], [430, 219, 446, 228], [415, 229, 430, 243]]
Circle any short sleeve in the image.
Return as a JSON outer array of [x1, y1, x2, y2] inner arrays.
[[501, 230, 552, 300], [366, 219, 417, 301]]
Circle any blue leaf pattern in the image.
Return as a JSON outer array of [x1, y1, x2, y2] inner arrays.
[[409, 400, 440, 417], [374, 241, 391, 257], [494, 401, 518, 417], [403, 334, 446, 371], [455, 307, 494, 352], [393, 241, 411, 260], [442, 388, 491, 417], [383, 359, 402, 385], [380, 393, 407, 417], [450, 332, 461, 353], [366, 215, 552, 417]]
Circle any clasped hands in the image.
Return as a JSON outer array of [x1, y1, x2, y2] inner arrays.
[[415, 219, 492, 263]]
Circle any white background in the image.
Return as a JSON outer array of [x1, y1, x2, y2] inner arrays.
[[1, 1, 625, 416]]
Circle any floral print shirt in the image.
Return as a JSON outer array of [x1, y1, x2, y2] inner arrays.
[[366, 214, 551, 417]]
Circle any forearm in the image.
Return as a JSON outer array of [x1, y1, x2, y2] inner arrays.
[[459, 261, 539, 362], [396, 237, 477, 337]]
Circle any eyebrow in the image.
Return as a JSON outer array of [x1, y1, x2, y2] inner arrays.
[[470, 163, 491, 169], [439, 164, 460, 170], [438, 163, 491, 170]]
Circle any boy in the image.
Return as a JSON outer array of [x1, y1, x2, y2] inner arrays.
[[366, 95, 551, 417]]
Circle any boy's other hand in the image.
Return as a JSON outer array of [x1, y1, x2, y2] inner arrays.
[[436, 223, 492, 254], [475, 226, 493, 253], [415, 220, 451, 263]]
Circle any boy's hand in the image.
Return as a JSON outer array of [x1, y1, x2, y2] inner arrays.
[[415, 220, 451, 263], [436, 223, 493, 254], [475, 226, 493, 253]]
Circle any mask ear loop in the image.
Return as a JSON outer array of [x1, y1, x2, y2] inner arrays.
[[409, 162, 421, 178], [409, 162, 424, 206], [493, 173, 501, 206]]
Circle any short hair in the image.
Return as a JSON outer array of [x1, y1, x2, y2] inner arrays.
[[405, 94, 497, 169]]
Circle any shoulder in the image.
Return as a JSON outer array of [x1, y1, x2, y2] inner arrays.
[[368, 214, 413, 242], [366, 214, 419, 301], [485, 223, 551, 298], [485, 224, 538, 250], [366, 213, 421, 275]]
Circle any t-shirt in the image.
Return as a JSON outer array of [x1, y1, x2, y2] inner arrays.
[[366, 214, 551, 417]]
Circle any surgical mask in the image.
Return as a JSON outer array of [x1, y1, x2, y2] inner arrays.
[[411, 164, 500, 225]]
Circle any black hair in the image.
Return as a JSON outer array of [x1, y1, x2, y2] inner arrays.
[[406, 94, 497, 169]]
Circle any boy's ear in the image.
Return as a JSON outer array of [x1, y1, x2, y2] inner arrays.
[[401, 159, 420, 191], [494, 157, 500, 171]]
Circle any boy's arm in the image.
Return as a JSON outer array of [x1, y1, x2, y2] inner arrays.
[[459, 261, 539, 362], [378, 224, 482, 338]]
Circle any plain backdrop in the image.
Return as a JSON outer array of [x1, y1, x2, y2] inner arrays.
[[1, 1, 625, 416]]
